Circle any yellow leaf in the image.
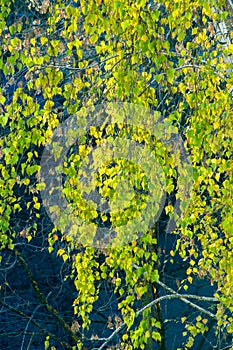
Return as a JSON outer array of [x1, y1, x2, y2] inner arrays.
[[40, 36, 48, 45], [57, 249, 65, 256], [181, 317, 187, 323], [192, 27, 198, 35], [122, 334, 128, 341], [213, 121, 220, 129], [63, 254, 69, 262], [30, 37, 36, 46], [187, 276, 193, 283], [34, 202, 40, 210], [141, 35, 148, 42], [145, 331, 150, 338], [24, 178, 30, 186], [170, 250, 175, 257]]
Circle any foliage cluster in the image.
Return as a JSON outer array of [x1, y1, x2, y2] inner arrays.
[[0, 0, 233, 349]]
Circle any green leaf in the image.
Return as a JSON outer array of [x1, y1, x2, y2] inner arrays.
[[0, 114, 7, 126]]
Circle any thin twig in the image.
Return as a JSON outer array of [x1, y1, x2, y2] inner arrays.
[[0, 299, 71, 348], [138, 63, 225, 97], [20, 304, 44, 350], [15, 250, 80, 345], [38, 52, 132, 72]]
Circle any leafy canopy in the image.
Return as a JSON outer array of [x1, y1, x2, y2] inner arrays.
[[0, 0, 233, 348]]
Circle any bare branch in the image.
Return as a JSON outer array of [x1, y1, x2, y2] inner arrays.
[[37, 52, 132, 72], [16, 250, 80, 345], [227, 0, 233, 12], [0, 299, 71, 349], [92, 279, 218, 350], [156, 280, 218, 318]]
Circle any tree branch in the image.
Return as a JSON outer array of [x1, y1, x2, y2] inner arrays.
[[37, 52, 132, 72], [227, 0, 233, 12], [92, 279, 218, 350], [0, 299, 71, 349], [138, 63, 225, 97], [15, 250, 80, 346]]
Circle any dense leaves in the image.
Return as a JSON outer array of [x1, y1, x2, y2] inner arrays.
[[0, 0, 233, 349]]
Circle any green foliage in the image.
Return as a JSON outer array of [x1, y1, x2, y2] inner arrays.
[[1, 0, 233, 348]]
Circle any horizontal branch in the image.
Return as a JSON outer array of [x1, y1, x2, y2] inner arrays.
[[38, 52, 132, 72], [157, 279, 218, 318], [92, 279, 218, 350]]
